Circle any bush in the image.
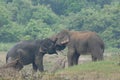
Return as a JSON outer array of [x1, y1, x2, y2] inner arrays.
[[0, 43, 14, 51]]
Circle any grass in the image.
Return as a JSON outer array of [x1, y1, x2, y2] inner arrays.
[[59, 60, 120, 73], [54, 60, 120, 80], [0, 51, 120, 80]]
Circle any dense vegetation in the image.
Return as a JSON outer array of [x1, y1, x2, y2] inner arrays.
[[0, 0, 120, 49]]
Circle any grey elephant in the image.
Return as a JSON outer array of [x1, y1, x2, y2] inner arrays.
[[51, 30, 105, 66], [6, 38, 57, 72]]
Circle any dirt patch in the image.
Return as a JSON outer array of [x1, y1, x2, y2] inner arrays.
[[0, 52, 6, 65]]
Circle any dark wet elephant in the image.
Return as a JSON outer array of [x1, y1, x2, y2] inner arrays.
[[51, 30, 105, 66], [6, 38, 57, 72]]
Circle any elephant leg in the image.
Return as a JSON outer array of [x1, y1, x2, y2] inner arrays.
[[67, 55, 73, 66], [97, 47, 104, 60], [91, 55, 97, 61], [32, 62, 38, 72], [67, 49, 75, 66], [91, 45, 103, 61], [73, 53, 80, 65], [35, 53, 44, 72], [91, 49, 98, 61]]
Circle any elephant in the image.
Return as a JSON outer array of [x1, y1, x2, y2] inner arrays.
[[6, 38, 57, 72], [51, 30, 105, 66]]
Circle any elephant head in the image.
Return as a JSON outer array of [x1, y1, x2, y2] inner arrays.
[[39, 38, 58, 54], [51, 30, 70, 51]]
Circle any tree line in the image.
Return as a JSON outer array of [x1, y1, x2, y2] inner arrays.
[[0, 0, 120, 49]]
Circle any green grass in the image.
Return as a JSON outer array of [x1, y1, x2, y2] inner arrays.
[[55, 56, 120, 80], [61, 60, 120, 73]]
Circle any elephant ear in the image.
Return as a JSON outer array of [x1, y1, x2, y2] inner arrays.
[[60, 30, 70, 45]]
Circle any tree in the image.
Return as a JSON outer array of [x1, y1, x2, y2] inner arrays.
[[0, 2, 11, 27], [32, 5, 60, 25], [23, 19, 55, 40]]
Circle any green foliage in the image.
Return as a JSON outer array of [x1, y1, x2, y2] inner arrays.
[[0, 0, 120, 49], [23, 19, 55, 40], [8, 0, 33, 24], [0, 23, 23, 42], [0, 42, 15, 51], [0, 2, 11, 27], [32, 5, 60, 25]]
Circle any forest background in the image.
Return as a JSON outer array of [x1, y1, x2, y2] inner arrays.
[[0, 0, 120, 51]]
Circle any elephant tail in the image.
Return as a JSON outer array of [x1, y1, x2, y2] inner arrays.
[[6, 51, 15, 63], [6, 54, 9, 63], [6, 54, 13, 64]]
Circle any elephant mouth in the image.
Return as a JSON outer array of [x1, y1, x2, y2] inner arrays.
[[55, 44, 66, 51], [48, 50, 58, 55]]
